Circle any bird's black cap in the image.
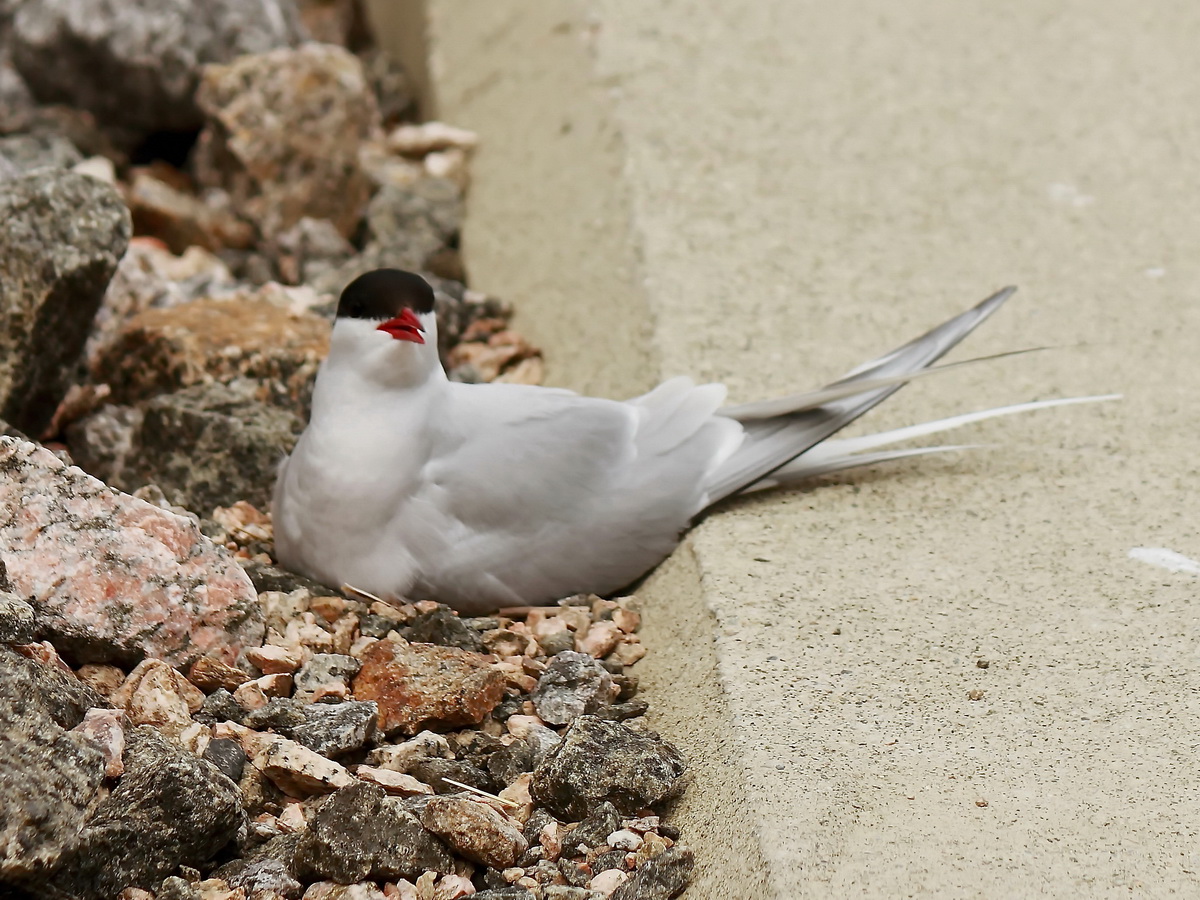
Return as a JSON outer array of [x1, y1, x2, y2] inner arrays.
[[336, 268, 436, 320]]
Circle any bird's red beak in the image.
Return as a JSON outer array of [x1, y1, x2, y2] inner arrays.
[[376, 308, 425, 343]]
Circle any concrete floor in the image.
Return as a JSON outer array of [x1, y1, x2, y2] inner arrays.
[[370, 2, 1200, 896]]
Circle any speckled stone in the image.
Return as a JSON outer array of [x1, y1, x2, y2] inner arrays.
[[0, 647, 107, 882], [610, 846, 694, 900], [10, 0, 305, 134], [115, 381, 302, 516], [0, 132, 82, 174], [244, 698, 378, 758], [530, 716, 685, 821], [0, 169, 129, 435], [420, 795, 528, 870], [294, 782, 455, 883], [46, 726, 245, 900], [0, 437, 263, 667], [0, 589, 36, 643], [532, 651, 620, 726], [194, 43, 377, 240]]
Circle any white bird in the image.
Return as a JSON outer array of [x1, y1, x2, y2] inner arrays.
[[272, 269, 1112, 614]]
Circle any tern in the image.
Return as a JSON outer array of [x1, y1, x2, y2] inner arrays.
[[272, 269, 1111, 614]]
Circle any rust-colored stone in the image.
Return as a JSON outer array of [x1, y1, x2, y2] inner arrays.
[[352, 639, 505, 737], [188, 656, 251, 693], [92, 295, 330, 416]]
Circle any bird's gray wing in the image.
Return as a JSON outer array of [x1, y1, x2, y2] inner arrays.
[[426, 384, 638, 532], [418, 379, 739, 601]]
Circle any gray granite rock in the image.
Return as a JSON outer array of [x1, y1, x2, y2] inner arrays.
[[64, 403, 144, 487], [363, 176, 463, 272], [223, 857, 302, 899], [543, 888, 602, 900], [533, 651, 620, 726], [408, 756, 497, 796], [0, 648, 107, 882], [269, 216, 356, 286], [484, 737, 535, 788], [0, 169, 129, 435], [114, 381, 301, 516], [43, 726, 245, 899], [0, 644, 106, 729], [10, 0, 306, 134], [568, 800, 621, 851], [294, 782, 455, 883], [194, 688, 246, 727], [530, 716, 686, 820], [610, 846, 694, 900], [401, 604, 484, 652], [244, 698, 378, 758], [294, 653, 361, 703]]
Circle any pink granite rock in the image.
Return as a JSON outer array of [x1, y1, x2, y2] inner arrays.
[[0, 437, 263, 666]]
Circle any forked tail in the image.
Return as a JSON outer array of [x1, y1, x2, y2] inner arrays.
[[702, 287, 1117, 503]]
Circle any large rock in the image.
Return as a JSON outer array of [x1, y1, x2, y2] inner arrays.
[[10, 0, 306, 135], [530, 716, 686, 821], [114, 381, 302, 516], [92, 294, 330, 419], [0, 169, 129, 435], [0, 437, 264, 667], [294, 782, 455, 883], [194, 43, 378, 240], [0, 648, 107, 881], [46, 725, 245, 900], [352, 638, 506, 738]]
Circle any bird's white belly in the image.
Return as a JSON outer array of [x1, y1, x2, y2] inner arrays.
[[273, 437, 436, 600]]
